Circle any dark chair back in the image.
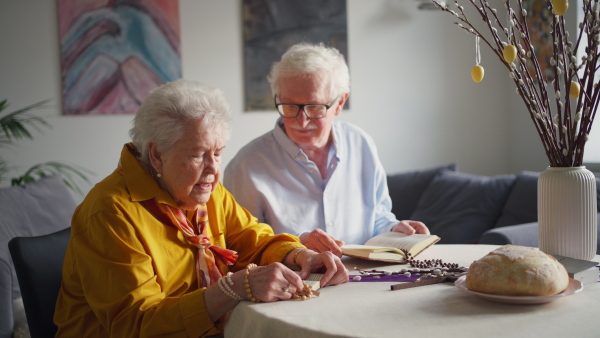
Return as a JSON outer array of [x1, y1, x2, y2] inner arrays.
[[8, 227, 70, 338]]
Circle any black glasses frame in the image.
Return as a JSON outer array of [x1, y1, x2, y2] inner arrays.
[[274, 95, 340, 119]]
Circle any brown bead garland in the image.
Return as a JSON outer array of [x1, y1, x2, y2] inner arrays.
[[354, 251, 467, 281], [291, 282, 314, 301]]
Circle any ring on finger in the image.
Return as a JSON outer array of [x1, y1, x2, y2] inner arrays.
[[283, 283, 291, 293]]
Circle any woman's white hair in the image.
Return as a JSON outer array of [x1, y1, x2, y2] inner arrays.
[[129, 79, 232, 166], [268, 42, 350, 99]]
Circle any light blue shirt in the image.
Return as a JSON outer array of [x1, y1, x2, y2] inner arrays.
[[223, 119, 398, 245]]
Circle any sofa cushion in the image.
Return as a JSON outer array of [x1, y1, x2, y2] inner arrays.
[[494, 171, 540, 228], [387, 164, 457, 221], [495, 170, 600, 229], [481, 213, 600, 254], [0, 175, 76, 299], [410, 171, 516, 244], [479, 222, 540, 248]]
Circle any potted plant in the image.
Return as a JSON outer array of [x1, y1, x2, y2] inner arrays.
[[435, 0, 598, 260], [0, 99, 91, 194]]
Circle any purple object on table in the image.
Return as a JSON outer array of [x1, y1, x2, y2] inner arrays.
[[349, 274, 421, 283]]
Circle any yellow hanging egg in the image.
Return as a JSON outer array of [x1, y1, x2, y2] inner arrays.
[[471, 65, 484, 83], [569, 81, 580, 98], [552, 0, 568, 16], [503, 45, 517, 63]]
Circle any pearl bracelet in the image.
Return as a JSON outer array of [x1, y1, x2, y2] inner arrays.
[[244, 263, 260, 302], [218, 274, 244, 301]]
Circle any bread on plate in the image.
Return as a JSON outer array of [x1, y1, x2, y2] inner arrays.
[[466, 245, 569, 296]]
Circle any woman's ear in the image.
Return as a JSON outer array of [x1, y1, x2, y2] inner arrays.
[[148, 142, 163, 173]]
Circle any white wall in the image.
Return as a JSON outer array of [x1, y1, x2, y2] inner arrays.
[[1, 0, 552, 202]]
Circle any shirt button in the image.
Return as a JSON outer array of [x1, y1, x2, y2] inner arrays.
[[300, 155, 305, 160], [328, 222, 333, 227]]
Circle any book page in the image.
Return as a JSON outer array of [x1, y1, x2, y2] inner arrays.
[[295, 272, 323, 290], [365, 232, 432, 250], [341, 244, 404, 254]]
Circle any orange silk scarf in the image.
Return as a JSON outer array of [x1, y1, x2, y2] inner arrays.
[[141, 199, 238, 288]]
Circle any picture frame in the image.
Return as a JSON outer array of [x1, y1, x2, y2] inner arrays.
[[242, 0, 348, 111]]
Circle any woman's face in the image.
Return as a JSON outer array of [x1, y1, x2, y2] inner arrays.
[[151, 119, 225, 210]]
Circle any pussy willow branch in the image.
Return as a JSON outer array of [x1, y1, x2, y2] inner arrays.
[[434, 0, 600, 167]]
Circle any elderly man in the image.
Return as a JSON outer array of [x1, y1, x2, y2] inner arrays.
[[224, 43, 429, 256]]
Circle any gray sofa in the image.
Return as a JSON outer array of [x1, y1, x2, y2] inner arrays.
[[0, 175, 75, 338], [387, 164, 600, 252]]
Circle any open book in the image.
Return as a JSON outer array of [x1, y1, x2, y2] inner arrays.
[[341, 232, 440, 263]]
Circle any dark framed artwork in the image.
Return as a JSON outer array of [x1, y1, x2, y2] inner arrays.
[[58, 0, 181, 115], [242, 0, 348, 111], [522, 0, 554, 81]]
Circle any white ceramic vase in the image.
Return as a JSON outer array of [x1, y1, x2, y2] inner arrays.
[[538, 166, 597, 260]]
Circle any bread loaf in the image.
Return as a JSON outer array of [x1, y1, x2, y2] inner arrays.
[[466, 245, 569, 296]]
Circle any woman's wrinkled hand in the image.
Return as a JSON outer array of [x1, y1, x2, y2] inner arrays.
[[299, 229, 345, 257], [244, 262, 305, 302], [294, 250, 348, 287]]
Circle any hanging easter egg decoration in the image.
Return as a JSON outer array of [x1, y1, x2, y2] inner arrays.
[[552, 0, 568, 16], [503, 10, 517, 64], [472, 35, 484, 82], [569, 81, 580, 98], [471, 65, 485, 83], [503, 45, 518, 63]]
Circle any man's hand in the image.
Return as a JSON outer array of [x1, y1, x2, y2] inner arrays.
[[299, 229, 345, 257], [391, 220, 430, 235]]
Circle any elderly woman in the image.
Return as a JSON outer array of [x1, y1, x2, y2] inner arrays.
[[54, 79, 348, 336]]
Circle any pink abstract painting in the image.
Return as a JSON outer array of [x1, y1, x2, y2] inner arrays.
[[58, 0, 181, 115]]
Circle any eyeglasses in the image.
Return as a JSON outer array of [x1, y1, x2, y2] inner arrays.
[[274, 95, 340, 119]]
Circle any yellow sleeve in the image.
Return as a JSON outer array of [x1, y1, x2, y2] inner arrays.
[[207, 183, 305, 270], [58, 209, 220, 337]]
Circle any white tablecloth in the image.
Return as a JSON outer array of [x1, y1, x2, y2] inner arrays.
[[225, 245, 600, 338]]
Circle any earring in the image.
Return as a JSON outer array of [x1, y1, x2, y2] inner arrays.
[[156, 173, 162, 178]]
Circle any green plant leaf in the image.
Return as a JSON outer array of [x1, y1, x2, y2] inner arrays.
[[1, 98, 93, 194], [0, 99, 51, 146], [12, 161, 94, 195]]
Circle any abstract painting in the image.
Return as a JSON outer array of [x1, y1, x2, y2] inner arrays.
[[58, 0, 181, 115], [522, 0, 554, 81], [242, 0, 348, 111]]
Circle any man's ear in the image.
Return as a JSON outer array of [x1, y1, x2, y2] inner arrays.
[[148, 142, 163, 173], [334, 93, 349, 116]]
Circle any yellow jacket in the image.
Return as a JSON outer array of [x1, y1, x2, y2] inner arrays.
[[54, 144, 303, 337]]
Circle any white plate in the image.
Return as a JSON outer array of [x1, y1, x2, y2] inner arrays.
[[454, 275, 583, 304]]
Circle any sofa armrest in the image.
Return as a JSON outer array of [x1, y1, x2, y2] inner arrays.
[[481, 213, 600, 254], [0, 257, 14, 338], [479, 222, 540, 248]]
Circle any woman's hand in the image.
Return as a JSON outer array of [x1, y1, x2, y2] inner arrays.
[[291, 249, 348, 287], [299, 229, 345, 257], [242, 262, 305, 302]]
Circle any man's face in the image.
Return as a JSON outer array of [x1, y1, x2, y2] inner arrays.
[[278, 74, 343, 150]]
